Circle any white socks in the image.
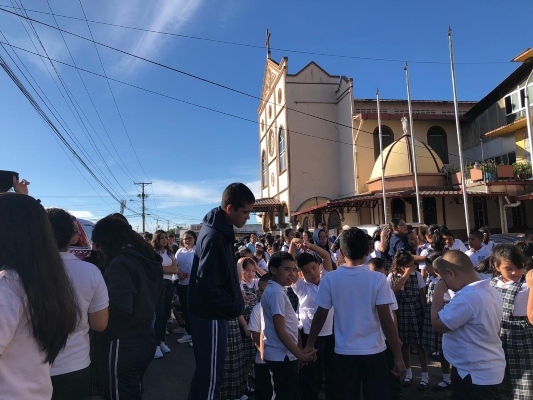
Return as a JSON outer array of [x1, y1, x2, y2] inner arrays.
[[421, 372, 429, 383], [405, 368, 412, 380], [442, 373, 451, 384]]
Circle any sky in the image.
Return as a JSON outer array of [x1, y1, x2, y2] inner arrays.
[[0, 0, 531, 231]]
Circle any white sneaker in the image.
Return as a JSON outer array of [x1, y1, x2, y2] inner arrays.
[[160, 342, 171, 353], [189, 341, 193, 347], [172, 327, 187, 334], [177, 334, 192, 344], [154, 346, 163, 359]]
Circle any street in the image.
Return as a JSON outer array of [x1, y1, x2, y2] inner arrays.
[[142, 323, 452, 400]]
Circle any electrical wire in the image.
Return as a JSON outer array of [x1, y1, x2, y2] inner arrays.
[[0, 39, 482, 164], [0, 3, 510, 65]]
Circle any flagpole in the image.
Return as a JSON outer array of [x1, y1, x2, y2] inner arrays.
[[448, 27, 470, 235], [405, 63, 423, 223], [377, 89, 388, 224]]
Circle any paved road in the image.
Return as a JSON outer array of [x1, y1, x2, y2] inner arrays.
[[142, 325, 452, 400]]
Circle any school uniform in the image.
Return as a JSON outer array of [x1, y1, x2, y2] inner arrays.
[[315, 265, 394, 399], [292, 270, 335, 400], [421, 276, 449, 353], [262, 280, 300, 400], [387, 271, 425, 345], [464, 247, 491, 268], [248, 303, 273, 400], [241, 279, 259, 362], [438, 280, 505, 399], [491, 276, 533, 399], [483, 240, 496, 252], [219, 318, 247, 400]]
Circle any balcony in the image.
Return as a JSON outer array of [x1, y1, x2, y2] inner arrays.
[[450, 161, 532, 185]]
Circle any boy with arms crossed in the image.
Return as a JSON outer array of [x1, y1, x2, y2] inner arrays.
[[304, 227, 405, 399], [262, 252, 317, 400]]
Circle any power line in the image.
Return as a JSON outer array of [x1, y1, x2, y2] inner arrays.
[[0, 3, 510, 66], [0, 39, 482, 164], [77, 0, 151, 183], [0, 7, 481, 143]]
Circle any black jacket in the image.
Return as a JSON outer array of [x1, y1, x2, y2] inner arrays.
[[188, 207, 244, 320], [103, 246, 163, 340]]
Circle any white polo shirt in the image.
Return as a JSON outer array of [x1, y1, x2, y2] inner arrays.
[[451, 239, 468, 252], [315, 265, 394, 355], [465, 247, 491, 268], [0, 270, 52, 399], [292, 269, 334, 336], [262, 280, 299, 361], [438, 279, 505, 385], [247, 302, 265, 365]]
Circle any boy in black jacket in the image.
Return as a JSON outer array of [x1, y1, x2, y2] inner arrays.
[[187, 182, 255, 400]]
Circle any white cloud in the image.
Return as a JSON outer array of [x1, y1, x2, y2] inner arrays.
[[150, 178, 261, 208], [108, 0, 205, 75], [68, 209, 99, 220]]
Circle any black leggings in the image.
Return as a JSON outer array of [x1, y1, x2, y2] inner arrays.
[[176, 284, 190, 333], [51, 366, 90, 400]]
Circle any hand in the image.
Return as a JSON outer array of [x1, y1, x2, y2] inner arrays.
[[299, 347, 318, 363], [291, 238, 303, 246], [243, 293, 251, 305], [380, 227, 390, 242], [526, 270, 533, 289], [391, 357, 406, 378], [13, 176, 30, 195], [434, 279, 449, 297]]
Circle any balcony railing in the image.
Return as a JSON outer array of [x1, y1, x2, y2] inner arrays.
[[450, 161, 532, 185]]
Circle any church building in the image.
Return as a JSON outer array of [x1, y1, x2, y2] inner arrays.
[[253, 48, 533, 238]]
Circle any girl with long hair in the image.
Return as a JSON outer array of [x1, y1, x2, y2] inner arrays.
[[174, 230, 197, 344], [388, 249, 429, 390], [152, 230, 177, 357], [0, 193, 80, 399], [47, 208, 109, 400], [418, 225, 446, 280], [92, 216, 163, 400]]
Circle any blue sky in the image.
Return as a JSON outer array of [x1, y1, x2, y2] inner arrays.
[[0, 0, 531, 231]]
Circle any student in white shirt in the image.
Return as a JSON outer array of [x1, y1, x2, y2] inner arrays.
[[247, 273, 273, 400], [261, 251, 317, 400], [431, 250, 505, 400], [47, 208, 109, 400], [173, 230, 196, 340], [465, 231, 491, 268], [490, 244, 533, 399], [0, 194, 79, 400], [417, 225, 447, 280], [479, 226, 496, 251], [442, 227, 468, 252], [303, 227, 405, 399], [288, 238, 334, 400]]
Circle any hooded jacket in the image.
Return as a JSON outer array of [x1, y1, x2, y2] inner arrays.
[[188, 207, 244, 320], [103, 246, 163, 340]]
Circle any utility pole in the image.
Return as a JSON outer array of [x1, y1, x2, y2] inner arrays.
[[135, 182, 152, 232], [120, 200, 126, 214], [167, 220, 170, 231], [156, 218, 160, 230]]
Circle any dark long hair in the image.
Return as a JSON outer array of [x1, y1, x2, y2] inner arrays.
[[427, 224, 445, 252], [390, 249, 414, 285], [0, 193, 80, 363], [152, 229, 172, 257], [46, 207, 77, 250], [92, 216, 158, 267]]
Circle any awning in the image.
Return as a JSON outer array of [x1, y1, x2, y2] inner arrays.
[[483, 117, 529, 138], [517, 192, 533, 201], [252, 197, 281, 213]]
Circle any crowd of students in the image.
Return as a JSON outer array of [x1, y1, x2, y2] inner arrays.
[[2, 174, 533, 400]]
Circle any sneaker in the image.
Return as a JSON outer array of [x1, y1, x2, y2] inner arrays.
[[154, 346, 163, 359], [165, 329, 169, 335], [189, 341, 193, 347], [177, 334, 192, 344], [172, 327, 187, 334], [167, 317, 176, 324], [160, 342, 171, 354]]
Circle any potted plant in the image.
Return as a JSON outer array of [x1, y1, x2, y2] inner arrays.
[[496, 164, 514, 179], [482, 160, 497, 181], [513, 162, 532, 180]]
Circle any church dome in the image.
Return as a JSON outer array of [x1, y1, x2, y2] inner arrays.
[[369, 134, 444, 181]]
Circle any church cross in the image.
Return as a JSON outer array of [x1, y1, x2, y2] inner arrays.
[[265, 29, 271, 59]]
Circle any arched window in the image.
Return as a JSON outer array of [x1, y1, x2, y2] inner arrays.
[[279, 127, 287, 173], [423, 197, 437, 225], [262, 151, 267, 188], [302, 216, 309, 231], [328, 211, 341, 230], [373, 125, 394, 160], [427, 126, 449, 163]]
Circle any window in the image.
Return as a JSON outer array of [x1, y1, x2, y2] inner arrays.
[[473, 198, 488, 229], [279, 127, 286, 172], [423, 197, 437, 225], [262, 152, 267, 188], [512, 204, 526, 228], [302, 217, 309, 231], [373, 125, 394, 160], [328, 211, 341, 230], [391, 198, 405, 221], [427, 126, 449, 164]]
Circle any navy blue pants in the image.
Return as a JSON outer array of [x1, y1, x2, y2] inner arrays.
[[187, 313, 228, 400], [101, 335, 156, 400]]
